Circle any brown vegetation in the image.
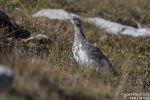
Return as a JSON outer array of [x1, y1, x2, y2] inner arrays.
[[0, 0, 149, 100]]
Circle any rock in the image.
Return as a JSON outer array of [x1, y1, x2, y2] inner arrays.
[[21, 34, 52, 44], [0, 9, 13, 38], [0, 9, 12, 27], [117, 17, 142, 28], [0, 9, 30, 39], [0, 64, 14, 90], [13, 26, 30, 39]]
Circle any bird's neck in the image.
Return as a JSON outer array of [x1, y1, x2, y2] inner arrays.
[[74, 26, 85, 40]]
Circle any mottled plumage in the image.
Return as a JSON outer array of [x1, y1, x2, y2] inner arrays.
[[68, 16, 119, 76]]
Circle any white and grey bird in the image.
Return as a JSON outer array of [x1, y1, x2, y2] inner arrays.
[[68, 16, 119, 76]]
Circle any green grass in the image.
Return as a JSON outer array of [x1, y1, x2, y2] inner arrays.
[[0, 0, 150, 100]]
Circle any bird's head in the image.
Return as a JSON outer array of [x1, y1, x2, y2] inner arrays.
[[68, 16, 81, 27]]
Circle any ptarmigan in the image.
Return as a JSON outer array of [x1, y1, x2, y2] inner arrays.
[[68, 16, 119, 76]]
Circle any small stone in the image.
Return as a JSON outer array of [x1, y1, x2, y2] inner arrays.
[[0, 64, 14, 90]]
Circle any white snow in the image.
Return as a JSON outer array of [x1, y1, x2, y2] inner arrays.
[[33, 9, 150, 37], [33, 9, 78, 20], [84, 17, 150, 37]]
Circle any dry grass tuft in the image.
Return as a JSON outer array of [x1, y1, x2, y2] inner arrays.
[[0, 0, 149, 100]]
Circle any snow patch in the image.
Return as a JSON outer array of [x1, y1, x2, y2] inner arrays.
[[33, 9, 150, 37], [84, 17, 150, 37], [33, 9, 78, 20]]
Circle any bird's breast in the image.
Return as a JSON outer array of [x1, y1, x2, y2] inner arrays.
[[72, 42, 110, 70], [72, 42, 89, 66]]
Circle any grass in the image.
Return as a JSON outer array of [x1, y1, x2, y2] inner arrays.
[[0, 0, 150, 100]]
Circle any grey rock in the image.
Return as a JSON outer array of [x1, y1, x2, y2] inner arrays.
[[68, 16, 119, 76], [117, 17, 142, 28], [21, 34, 52, 44], [0, 64, 14, 89]]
